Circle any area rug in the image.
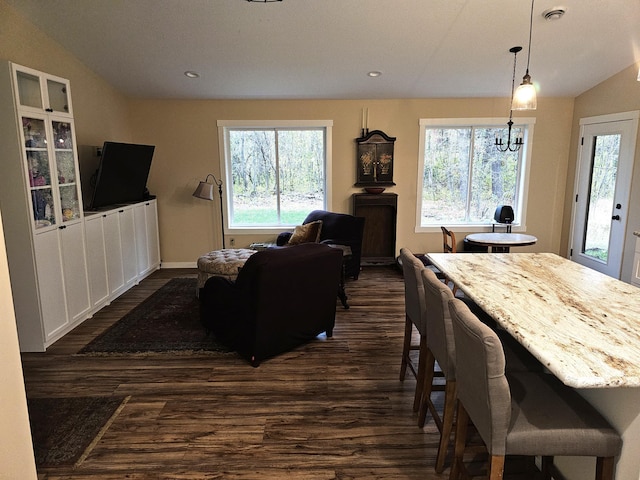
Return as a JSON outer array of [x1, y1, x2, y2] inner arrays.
[[78, 277, 231, 355], [27, 395, 128, 467]]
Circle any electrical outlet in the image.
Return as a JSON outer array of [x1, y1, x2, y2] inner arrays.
[[230, 238, 235, 246]]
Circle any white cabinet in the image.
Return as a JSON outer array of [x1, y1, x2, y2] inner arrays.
[[84, 213, 110, 310], [632, 235, 640, 287], [102, 205, 137, 293], [103, 209, 126, 297], [0, 62, 90, 351], [84, 200, 161, 307], [133, 200, 161, 278]]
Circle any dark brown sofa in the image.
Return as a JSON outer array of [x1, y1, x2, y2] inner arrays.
[[199, 243, 344, 366]]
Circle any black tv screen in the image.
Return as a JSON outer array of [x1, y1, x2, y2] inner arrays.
[[89, 141, 155, 210]]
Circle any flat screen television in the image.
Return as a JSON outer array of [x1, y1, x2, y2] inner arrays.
[[88, 141, 155, 210]]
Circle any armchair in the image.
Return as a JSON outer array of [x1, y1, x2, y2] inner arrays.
[[199, 243, 344, 366], [277, 210, 365, 279]]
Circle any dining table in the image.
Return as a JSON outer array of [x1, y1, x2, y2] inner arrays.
[[426, 252, 640, 480], [464, 232, 537, 252]]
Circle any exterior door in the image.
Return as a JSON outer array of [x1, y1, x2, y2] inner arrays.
[[570, 112, 638, 278]]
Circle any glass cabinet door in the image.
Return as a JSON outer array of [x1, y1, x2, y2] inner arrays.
[[47, 79, 70, 114], [51, 120, 81, 221], [16, 70, 43, 110], [14, 65, 72, 115], [23, 116, 56, 229]]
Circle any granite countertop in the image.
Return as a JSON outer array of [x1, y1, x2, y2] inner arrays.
[[427, 252, 640, 388]]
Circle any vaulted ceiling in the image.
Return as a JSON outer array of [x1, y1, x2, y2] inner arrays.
[[7, 0, 640, 100]]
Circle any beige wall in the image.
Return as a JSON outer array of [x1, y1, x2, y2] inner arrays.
[[130, 96, 575, 264], [0, 209, 37, 478], [0, 0, 576, 267], [0, 0, 133, 148], [562, 62, 640, 281]]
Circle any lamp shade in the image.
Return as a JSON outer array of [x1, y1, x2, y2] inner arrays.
[[193, 181, 215, 201], [512, 76, 537, 110]]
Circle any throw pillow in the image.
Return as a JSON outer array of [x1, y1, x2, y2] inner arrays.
[[287, 220, 323, 245]]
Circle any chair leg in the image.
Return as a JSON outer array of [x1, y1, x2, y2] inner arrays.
[[541, 456, 553, 480], [435, 379, 457, 473], [449, 402, 469, 480], [418, 349, 440, 429], [400, 316, 412, 381], [488, 455, 506, 480], [596, 457, 615, 480], [413, 335, 427, 412]]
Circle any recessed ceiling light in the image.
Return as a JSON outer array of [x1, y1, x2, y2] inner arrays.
[[542, 7, 566, 21], [184, 71, 200, 79], [368, 71, 382, 78]]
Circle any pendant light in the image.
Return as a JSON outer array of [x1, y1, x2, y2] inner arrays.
[[496, 46, 524, 152], [512, 0, 537, 110]]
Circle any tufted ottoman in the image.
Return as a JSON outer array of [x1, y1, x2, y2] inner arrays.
[[196, 248, 257, 294]]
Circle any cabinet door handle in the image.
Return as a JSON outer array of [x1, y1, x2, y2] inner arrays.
[[45, 108, 53, 112], [59, 225, 66, 229], [612, 215, 621, 221]]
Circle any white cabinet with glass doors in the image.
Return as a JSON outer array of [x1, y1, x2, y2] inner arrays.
[[0, 62, 90, 351]]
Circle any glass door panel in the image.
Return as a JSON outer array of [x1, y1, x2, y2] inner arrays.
[[59, 185, 81, 221], [23, 117, 47, 148], [27, 150, 51, 187], [55, 151, 76, 184], [51, 120, 80, 221], [51, 120, 73, 149], [16, 70, 43, 109], [46, 79, 70, 114], [582, 134, 620, 262], [23, 116, 57, 229], [31, 189, 56, 227]]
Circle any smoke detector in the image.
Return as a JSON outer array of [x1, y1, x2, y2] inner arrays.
[[542, 7, 566, 20]]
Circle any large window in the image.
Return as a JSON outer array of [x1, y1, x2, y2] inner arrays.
[[218, 120, 332, 231], [416, 118, 534, 230]]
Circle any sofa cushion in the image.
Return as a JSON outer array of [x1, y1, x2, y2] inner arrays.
[[287, 220, 322, 245]]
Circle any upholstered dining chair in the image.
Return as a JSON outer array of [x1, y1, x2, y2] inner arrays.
[[399, 248, 444, 415], [448, 298, 622, 480], [419, 267, 457, 473]]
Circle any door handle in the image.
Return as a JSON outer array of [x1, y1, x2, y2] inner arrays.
[[612, 215, 621, 221]]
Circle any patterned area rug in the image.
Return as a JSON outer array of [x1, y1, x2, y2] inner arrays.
[[28, 395, 128, 467], [78, 277, 231, 354]]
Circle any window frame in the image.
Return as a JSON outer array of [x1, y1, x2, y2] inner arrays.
[[415, 117, 535, 233], [217, 119, 333, 235]]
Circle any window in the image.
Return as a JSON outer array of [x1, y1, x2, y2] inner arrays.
[[218, 120, 332, 231], [416, 117, 534, 230]]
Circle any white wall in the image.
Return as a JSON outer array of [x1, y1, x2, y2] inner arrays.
[[0, 207, 37, 479]]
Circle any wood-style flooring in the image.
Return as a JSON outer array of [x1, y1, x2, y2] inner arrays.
[[20, 266, 538, 480]]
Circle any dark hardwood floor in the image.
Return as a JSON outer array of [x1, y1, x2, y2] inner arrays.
[[20, 265, 538, 479]]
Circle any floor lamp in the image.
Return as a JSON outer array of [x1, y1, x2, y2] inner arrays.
[[193, 174, 226, 249]]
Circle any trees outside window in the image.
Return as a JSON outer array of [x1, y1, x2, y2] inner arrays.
[[417, 118, 533, 229], [219, 121, 331, 229]]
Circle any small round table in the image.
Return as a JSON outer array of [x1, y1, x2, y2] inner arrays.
[[464, 233, 537, 253]]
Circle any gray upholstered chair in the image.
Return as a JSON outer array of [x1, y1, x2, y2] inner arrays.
[[448, 298, 622, 480], [399, 248, 443, 414], [419, 267, 457, 473]]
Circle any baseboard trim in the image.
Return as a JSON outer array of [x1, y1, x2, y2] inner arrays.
[[161, 262, 197, 269]]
